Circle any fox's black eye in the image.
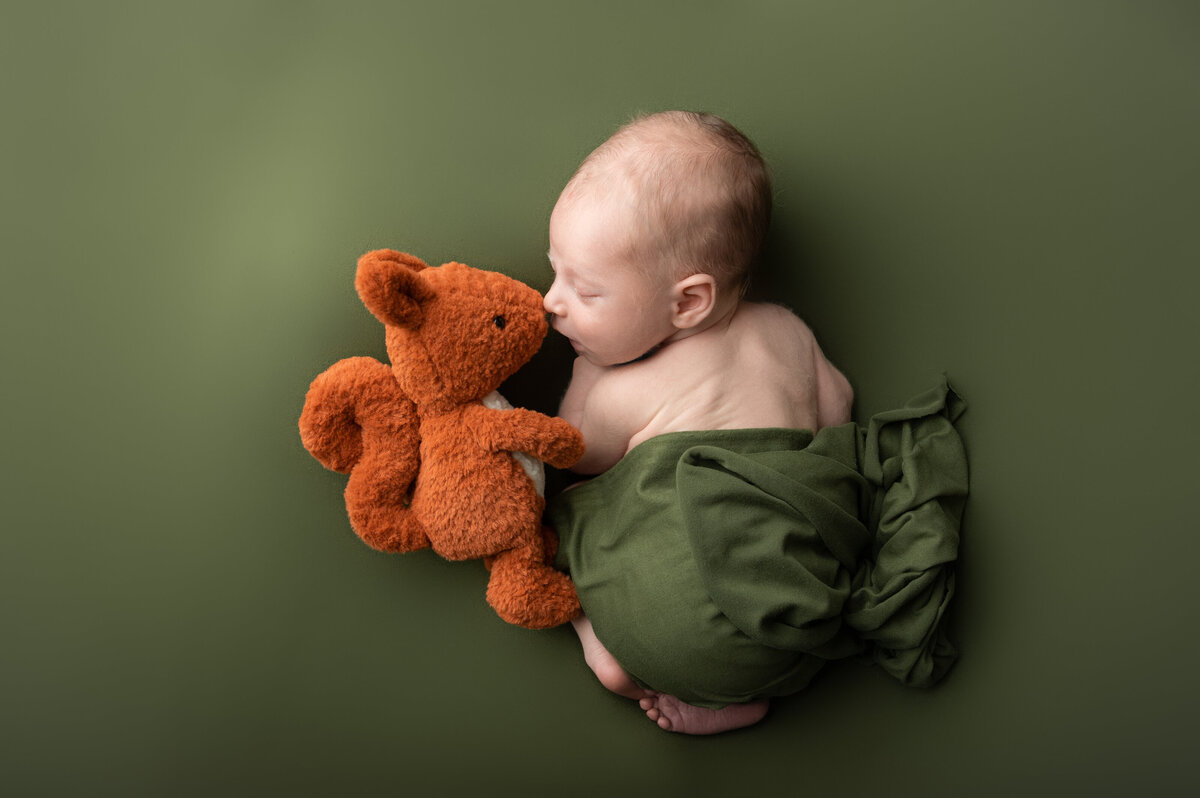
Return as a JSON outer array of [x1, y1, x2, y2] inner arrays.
[[493, 315, 507, 329]]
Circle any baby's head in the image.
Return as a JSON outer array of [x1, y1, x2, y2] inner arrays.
[[562, 110, 771, 294], [546, 111, 772, 365]]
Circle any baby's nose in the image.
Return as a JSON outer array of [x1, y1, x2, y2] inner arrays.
[[543, 282, 564, 316]]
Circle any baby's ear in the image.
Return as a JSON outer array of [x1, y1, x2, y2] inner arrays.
[[671, 273, 717, 329], [355, 250, 435, 328]]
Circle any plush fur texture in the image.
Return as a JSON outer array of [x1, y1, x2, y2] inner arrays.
[[300, 249, 585, 629]]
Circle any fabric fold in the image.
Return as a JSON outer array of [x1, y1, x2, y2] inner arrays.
[[846, 379, 969, 687], [675, 427, 871, 657]]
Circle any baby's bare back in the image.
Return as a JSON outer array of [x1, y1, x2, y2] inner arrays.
[[561, 302, 852, 474]]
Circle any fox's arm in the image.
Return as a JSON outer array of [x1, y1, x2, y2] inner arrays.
[[462, 405, 585, 470]]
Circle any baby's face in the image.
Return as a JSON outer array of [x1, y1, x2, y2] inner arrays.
[[545, 191, 677, 366]]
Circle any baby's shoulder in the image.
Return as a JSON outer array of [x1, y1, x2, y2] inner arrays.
[[737, 300, 811, 330], [732, 301, 818, 353], [561, 352, 659, 422]]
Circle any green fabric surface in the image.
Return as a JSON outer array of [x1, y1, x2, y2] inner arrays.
[[550, 380, 967, 707]]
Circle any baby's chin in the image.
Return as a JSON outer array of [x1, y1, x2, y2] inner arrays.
[[557, 332, 647, 367], [561, 338, 596, 363], [573, 347, 614, 367]]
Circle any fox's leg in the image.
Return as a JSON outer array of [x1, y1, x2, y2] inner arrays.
[[484, 534, 580, 629]]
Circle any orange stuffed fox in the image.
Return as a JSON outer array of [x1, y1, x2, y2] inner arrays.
[[299, 249, 585, 629]]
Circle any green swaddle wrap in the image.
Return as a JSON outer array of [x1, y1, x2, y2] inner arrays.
[[549, 379, 967, 708]]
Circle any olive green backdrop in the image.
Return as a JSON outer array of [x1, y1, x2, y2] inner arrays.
[[3, 2, 1197, 796]]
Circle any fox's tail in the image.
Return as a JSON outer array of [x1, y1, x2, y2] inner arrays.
[[300, 356, 428, 552]]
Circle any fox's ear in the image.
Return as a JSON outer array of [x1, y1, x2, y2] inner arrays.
[[355, 250, 435, 328]]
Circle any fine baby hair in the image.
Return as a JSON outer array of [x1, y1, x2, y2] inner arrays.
[[562, 110, 773, 294]]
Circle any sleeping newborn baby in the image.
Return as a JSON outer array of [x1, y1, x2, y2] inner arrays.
[[543, 111, 968, 734]]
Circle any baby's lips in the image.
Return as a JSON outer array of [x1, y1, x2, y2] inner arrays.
[[548, 319, 581, 351]]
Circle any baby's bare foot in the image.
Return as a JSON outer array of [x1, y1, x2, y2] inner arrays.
[[639, 693, 769, 735]]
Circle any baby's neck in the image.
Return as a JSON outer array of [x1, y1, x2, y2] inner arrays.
[[613, 343, 665, 367], [612, 299, 744, 369]]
